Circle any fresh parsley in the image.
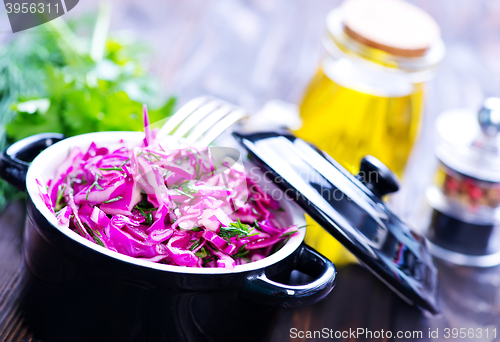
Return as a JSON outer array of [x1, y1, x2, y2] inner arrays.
[[0, 7, 176, 212]]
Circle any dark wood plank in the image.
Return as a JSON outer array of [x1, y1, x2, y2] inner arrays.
[[0, 201, 37, 342]]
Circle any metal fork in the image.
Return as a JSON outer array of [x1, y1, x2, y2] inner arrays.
[[156, 96, 247, 146]]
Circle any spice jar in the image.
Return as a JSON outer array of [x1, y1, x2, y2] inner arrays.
[[426, 98, 500, 267], [296, 0, 444, 264]]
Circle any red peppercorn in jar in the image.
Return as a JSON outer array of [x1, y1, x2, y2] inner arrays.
[[437, 165, 500, 210], [426, 98, 500, 267]]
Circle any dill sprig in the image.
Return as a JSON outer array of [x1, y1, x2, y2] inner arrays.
[[99, 167, 124, 172], [202, 255, 216, 266], [190, 239, 202, 251], [134, 199, 158, 225], [219, 219, 257, 243], [173, 188, 194, 199], [55, 184, 67, 211], [233, 244, 249, 259], [85, 173, 103, 200], [138, 150, 162, 162], [103, 196, 123, 204], [196, 247, 208, 258], [83, 223, 105, 247]]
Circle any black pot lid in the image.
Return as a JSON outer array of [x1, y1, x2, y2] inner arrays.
[[233, 131, 439, 314]]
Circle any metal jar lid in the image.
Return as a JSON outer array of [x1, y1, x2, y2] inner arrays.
[[426, 98, 500, 267], [436, 98, 500, 183]]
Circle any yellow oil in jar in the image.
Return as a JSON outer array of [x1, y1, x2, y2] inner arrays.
[[296, 65, 424, 178], [295, 60, 424, 265]]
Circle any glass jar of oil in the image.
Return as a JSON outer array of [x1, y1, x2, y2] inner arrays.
[[296, 0, 445, 264]]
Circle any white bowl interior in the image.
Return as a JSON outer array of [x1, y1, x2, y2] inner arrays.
[[26, 131, 306, 274]]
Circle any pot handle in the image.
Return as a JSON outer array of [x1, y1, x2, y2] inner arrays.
[[242, 244, 336, 309], [0, 133, 65, 191]]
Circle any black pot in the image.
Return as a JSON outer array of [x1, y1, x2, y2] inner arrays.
[[0, 132, 336, 342]]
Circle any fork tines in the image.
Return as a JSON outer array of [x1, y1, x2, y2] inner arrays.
[[157, 96, 247, 146]]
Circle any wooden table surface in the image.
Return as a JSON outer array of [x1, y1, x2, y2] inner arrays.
[[0, 0, 499, 341]]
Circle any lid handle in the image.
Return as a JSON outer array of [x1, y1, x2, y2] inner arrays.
[[478, 97, 500, 138], [357, 156, 399, 198], [472, 97, 500, 153]]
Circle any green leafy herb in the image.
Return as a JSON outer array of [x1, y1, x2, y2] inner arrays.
[[253, 219, 261, 229], [146, 211, 154, 225], [74, 221, 87, 237], [273, 236, 290, 254], [173, 188, 194, 199], [188, 149, 201, 178], [84, 223, 105, 247], [138, 151, 162, 162], [120, 158, 131, 168], [135, 206, 145, 216], [99, 167, 124, 172], [190, 240, 202, 251], [86, 173, 103, 200], [103, 195, 123, 204], [0, 7, 176, 212], [183, 182, 198, 194], [233, 244, 249, 259], [174, 180, 198, 195], [202, 255, 216, 265], [219, 219, 256, 242], [195, 247, 208, 258], [134, 203, 156, 225], [55, 184, 67, 211], [134, 195, 157, 210], [4, 14, 176, 143], [280, 230, 297, 238], [251, 207, 261, 218]]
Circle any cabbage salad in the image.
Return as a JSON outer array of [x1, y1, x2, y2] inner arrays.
[[38, 107, 299, 268]]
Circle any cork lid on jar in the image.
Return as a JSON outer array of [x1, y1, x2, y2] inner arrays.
[[341, 0, 441, 58]]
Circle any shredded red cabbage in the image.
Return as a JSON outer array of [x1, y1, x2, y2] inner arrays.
[[38, 108, 299, 268]]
